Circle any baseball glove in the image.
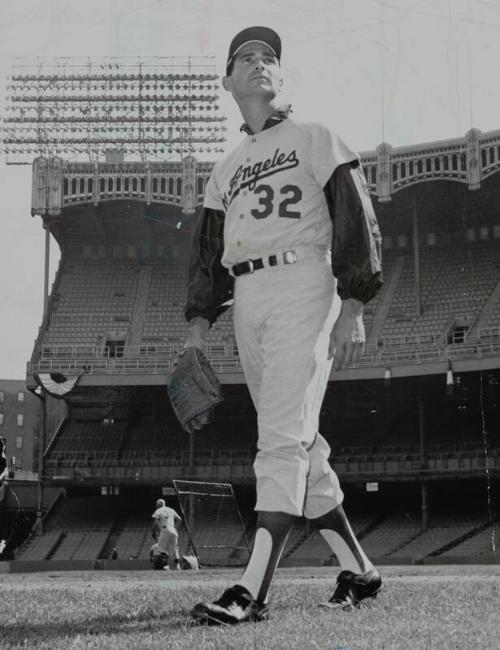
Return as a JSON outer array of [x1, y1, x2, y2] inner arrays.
[[166, 346, 223, 434]]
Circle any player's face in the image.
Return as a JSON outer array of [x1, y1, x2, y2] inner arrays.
[[223, 42, 282, 101]]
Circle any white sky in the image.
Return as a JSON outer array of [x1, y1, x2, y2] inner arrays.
[[1, 0, 500, 378]]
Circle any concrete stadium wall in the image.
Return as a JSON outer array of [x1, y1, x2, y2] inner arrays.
[[1, 555, 499, 572], [0, 559, 150, 573]]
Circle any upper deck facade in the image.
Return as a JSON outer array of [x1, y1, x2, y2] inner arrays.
[[31, 127, 500, 217]]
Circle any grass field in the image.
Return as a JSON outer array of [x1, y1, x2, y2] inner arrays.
[[1, 565, 499, 649]]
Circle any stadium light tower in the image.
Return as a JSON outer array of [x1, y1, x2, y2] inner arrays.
[[1, 56, 227, 164]]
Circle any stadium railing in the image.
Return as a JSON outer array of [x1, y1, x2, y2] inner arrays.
[[26, 331, 500, 376]]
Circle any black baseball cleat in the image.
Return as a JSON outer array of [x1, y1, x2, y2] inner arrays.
[[319, 567, 382, 610], [190, 584, 269, 626]]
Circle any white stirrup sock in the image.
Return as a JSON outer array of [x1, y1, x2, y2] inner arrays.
[[238, 511, 295, 603], [313, 505, 373, 575], [319, 528, 373, 574]]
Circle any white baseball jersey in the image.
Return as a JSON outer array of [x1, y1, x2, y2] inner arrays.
[[204, 118, 358, 268], [152, 505, 178, 533]]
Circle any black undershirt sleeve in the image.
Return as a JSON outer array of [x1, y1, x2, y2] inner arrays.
[[324, 161, 383, 304], [184, 206, 234, 325]]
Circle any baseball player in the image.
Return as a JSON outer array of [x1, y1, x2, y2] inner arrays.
[[151, 498, 182, 570], [184, 26, 383, 625]]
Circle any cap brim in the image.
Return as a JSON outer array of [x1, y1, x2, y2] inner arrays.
[[230, 39, 278, 62]]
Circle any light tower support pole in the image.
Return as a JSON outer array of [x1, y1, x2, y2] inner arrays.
[[43, 224, 50, 320]]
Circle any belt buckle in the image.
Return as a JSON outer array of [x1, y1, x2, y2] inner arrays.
[[247, 259, 254, 273], [283, 250, 297, 265]]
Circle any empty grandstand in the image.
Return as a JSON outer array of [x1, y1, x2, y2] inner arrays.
[[2, 124, 500, 567]]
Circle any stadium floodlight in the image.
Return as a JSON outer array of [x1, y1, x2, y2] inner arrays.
[[1, 56, 227, 164]]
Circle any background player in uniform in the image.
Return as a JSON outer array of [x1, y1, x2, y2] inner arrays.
[[183, 26, 383, 625], [151, 498, 182, 570]]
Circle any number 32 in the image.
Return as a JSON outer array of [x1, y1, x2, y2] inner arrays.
[[250, 184, 302, 220]]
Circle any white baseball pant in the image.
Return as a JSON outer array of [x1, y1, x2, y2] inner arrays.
[[156, 529, 180, 559], [233, 253, 344, 518]]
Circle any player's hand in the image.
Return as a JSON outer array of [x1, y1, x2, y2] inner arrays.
[[183, 316, 210, 350], [328, 298, 365, 370]]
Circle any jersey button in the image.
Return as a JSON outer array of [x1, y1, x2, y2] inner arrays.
[[239, 214, 244, 219], [246, 157, 251, 162], [251, 138, 257, 143], [237, 241, 241, 246]]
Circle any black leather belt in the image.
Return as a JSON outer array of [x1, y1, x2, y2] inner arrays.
[[231, 250, 298, 277]]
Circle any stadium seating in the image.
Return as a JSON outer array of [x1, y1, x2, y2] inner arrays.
[[355, 515, 422, 558], [142, 260, 234, 346], [437, 521, 500, 559], [390, 514, 485, 560], [31, 236, 500, 374], [16, 531, 62, 561], [42, 259, 140, 350], [50, 420, 127, 453], [282, 515, 375, 565], [20, 496, 116, 561], [378, 241, 500, 344], [109, 511, 153, 560]]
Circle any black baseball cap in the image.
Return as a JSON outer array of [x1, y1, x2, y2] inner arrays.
[[226, 26, 281, 75]]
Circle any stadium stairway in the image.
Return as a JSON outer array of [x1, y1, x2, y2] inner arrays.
[[99, 508, 130, 560], [367, 255, 406, 343], [390, 519, 483, 563], [15, 493, 68, 560], [44, 417, 68, 457], [16, 531, 63, 561], [467, 276, 500, 338], [281, 519, 309, 561], [429, 516, 499, 560], [126, 264, 152, 347], [353, 514, 422, 559]]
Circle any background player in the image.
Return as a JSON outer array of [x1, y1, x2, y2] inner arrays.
[[183, 26, 383, 625], [151, 498, 182, 570]]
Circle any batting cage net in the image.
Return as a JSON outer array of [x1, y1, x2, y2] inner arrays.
[[173, 480, 250, 567]]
